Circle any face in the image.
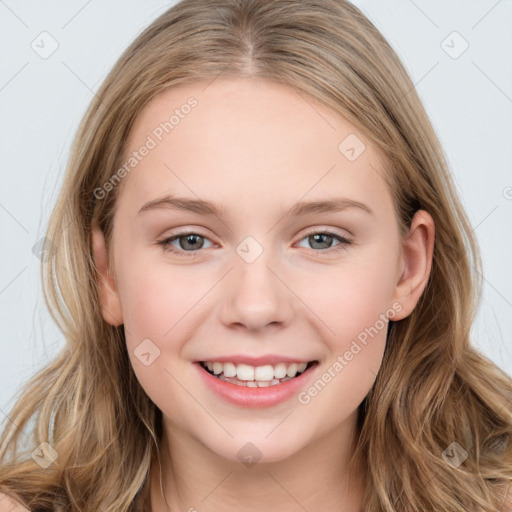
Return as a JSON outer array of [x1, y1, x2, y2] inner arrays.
[[93, 77, 433, 464]]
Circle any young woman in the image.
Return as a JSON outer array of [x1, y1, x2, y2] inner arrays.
[[1, 1, 511, 510]]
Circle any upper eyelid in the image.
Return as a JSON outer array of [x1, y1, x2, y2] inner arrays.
[[160, 227, 353, 246]]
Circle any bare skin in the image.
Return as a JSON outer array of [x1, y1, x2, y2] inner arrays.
[[92, 77, 434, 511], [0, 492, 30, 512]]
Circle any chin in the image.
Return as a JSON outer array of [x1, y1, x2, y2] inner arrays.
[[204, 430, 308, 466]]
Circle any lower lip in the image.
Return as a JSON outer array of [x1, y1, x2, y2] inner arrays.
[[194, 361, 318, 408]]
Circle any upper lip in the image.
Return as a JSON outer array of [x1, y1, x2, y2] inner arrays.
[[195, 355, 317, 366]]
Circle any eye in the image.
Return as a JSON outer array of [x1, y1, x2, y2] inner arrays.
[[157, 231, 214, 257], [296, 229, 352, 255], [157, 229, 352, 258]]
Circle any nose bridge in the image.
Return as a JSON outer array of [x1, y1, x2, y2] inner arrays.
[[219, 235, 294, 330]]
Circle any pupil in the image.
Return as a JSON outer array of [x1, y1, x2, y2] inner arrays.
[[182, 234, 203, 250], [311, 233, 332, 249]]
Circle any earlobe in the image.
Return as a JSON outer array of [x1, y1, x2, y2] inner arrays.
[[391, 210, 435, 321], [92, 223, 124, 326]]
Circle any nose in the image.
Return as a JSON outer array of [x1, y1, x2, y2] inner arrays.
[[218, 249, 295, 332]]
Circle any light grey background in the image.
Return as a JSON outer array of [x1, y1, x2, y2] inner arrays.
[[1, 0, 511, 418]]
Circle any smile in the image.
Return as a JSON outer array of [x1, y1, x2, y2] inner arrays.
[[200, 360, 313, 387]]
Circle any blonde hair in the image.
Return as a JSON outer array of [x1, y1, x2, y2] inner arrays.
[[1, 1, 511, 510]]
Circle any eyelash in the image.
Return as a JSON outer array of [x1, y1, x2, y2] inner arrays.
[[157, 229, 352, 258]]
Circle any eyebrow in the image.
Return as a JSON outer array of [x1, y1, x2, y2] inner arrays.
[[137, 195, 373, 218]]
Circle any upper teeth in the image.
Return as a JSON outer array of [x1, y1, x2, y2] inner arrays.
[[204, 361, 308, 381]]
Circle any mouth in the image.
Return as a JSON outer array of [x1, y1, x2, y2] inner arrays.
[[198, 360, 318, 387]]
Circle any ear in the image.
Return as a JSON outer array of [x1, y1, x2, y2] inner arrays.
[[391, 210, 435, 320], [92, 223, 124, 326]]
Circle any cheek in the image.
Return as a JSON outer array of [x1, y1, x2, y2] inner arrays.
[[118, 255, 202, 342], [294, 262, 392, 421], [118, 263, 200, 415], [117, 259, 217, 389], [298, 253, 398, 344], [293, 247, 398, 403]]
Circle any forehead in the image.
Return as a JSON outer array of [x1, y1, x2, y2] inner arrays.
[[117, 77, 393, 221]]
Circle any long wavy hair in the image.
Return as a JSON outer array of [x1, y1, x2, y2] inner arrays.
[[1, 0, 511, 510]]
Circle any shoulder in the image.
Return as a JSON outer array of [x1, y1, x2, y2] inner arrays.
[[0, 493, 30, 512]]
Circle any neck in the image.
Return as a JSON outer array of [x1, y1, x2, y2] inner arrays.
[[150, 411, 367, 512]]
